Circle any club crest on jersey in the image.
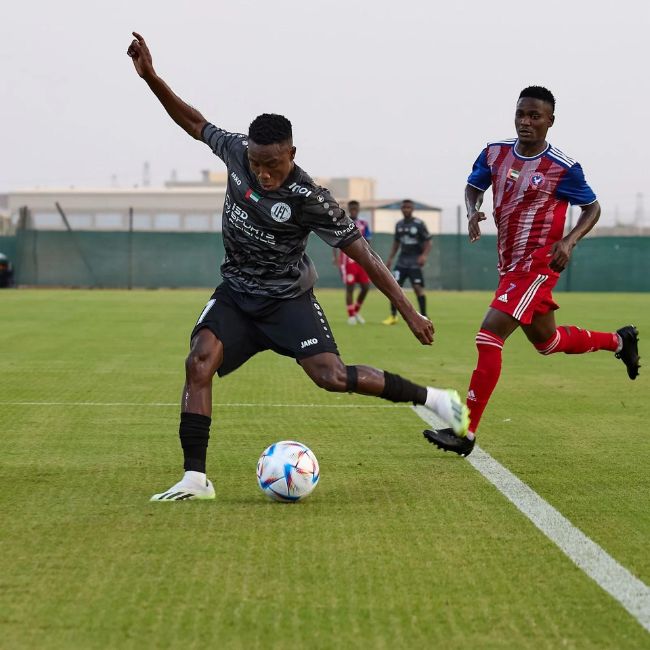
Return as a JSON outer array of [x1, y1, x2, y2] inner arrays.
[[530, 172, 545, 188], [270, 202, 292, 222], [507, 168, 520, 181]]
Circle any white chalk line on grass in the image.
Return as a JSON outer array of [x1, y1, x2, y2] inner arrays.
[[413, 404, 650, 634], [0, 401, 409, 408]]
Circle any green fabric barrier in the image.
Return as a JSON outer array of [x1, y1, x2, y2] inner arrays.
[[8, 230, 650, 292]]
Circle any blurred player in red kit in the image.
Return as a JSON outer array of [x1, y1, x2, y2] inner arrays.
[[333, 200, 373, 324]]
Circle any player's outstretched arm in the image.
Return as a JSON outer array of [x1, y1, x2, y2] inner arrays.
[[465, 184, 486, 243], [549, 201, 601, 272], [342, 238, 434, 345], [127, 32, 207, 139]]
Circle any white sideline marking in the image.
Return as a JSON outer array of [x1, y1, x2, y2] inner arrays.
[[0, 401, 409, 408], [414, 405, 650, 634]]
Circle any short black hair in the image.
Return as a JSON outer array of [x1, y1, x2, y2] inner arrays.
[[519, 86, 555, 112], [402, 199, 414, 204], [248, 113, 293, 145], [348, 200, 360, 207]]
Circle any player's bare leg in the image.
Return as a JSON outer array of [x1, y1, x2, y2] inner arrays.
[[299, 353, 468, 435], [383, 274, 403, 325], [181, 328, 224, 415], [523, 311, 639, 378], [345, 285, 357, 324], [151, 329, 223, 501], [354, 283, 369, 323], [423, 308, 519, 456]]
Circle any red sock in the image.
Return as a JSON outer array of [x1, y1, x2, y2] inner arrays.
[[346, 304, 356, 317], [354, 302, 362, 314], [467, 329, 504, 434], [534, 326, 618, 355]]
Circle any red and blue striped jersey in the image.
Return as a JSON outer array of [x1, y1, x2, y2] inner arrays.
[[467, 139, 596, 275]]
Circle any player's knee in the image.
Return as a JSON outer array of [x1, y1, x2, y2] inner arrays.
[[533, 331, 560, 355], [185, 351, 213, 383], [309, 362, 347, 392], [185, 338, 220, 383]]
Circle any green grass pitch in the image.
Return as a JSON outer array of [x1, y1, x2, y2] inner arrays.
[[1, 288, 648, 649]]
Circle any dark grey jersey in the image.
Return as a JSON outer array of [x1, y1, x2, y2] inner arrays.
[[394, 217, 431, 268], [201, 123, 361, 298]]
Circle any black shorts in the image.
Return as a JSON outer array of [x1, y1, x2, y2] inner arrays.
[[393, 265, 424, 288], [191, 284, 339, 376]]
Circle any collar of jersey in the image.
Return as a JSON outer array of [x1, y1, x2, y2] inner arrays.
[[512, 141, 550, 161]]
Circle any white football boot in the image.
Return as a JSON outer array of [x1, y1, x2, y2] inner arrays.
[[150, 471, 215, 501], [423, 388, 469, 437], [355, 312, 366, 324], [347, 315, 357, 325]]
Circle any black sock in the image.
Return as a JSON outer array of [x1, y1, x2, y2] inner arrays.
[[380, 371, 427, 404], [179, 412, 211, 473], [417, 294, 427, 317], [390, 304, 397, 317]]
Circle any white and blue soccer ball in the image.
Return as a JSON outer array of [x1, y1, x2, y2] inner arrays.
[[256, 440, 320, 502]]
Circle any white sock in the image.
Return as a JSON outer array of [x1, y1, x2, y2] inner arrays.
[[615, 333, 623, 354], [184, 470, 207, 485], [424, 387, 446, 413], [466, 431, 476, 441]]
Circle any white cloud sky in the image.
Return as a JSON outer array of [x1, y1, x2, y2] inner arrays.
[[1, 0, 648, 230]]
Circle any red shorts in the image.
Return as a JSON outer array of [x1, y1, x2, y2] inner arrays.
[[341, 261, 370, 286], [490, 270, 559, 324]]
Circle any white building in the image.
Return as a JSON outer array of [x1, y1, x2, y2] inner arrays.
[[7, 173, 439, 234]]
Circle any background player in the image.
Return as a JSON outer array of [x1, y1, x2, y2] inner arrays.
[[383, 199, 431, 325], [332, 200, 372, 324], [424, 86, 640, 457], [127, 32, 468, 500]]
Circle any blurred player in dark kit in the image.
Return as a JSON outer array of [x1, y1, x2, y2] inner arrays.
[[383, 199, 431, 325]]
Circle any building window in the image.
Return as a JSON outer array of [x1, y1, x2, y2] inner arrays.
[[153, 212, 181, 230], [184, 214, 211, 231]]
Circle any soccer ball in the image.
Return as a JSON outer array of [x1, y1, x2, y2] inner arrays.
[[256, 440, 320, 502]]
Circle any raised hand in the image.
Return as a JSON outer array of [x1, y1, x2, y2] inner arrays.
[[127, 32, 154, 79]]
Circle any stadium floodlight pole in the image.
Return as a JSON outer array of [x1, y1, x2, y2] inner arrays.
[[55, 201, 99, 287]]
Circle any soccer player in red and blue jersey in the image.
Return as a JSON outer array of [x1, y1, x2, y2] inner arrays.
[[424, 86, 640, 456], [333, 200, 373, 324]]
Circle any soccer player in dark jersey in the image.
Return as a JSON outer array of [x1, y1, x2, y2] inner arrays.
[[383, 199, 432, 324], [423, 86, 640, 457], [127, 33, 468, 500], [332, 200, 372, 324]]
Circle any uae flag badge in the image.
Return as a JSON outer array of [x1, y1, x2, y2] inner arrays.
[[507, 168, 520, 181], [245, 188, 261, 203]]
